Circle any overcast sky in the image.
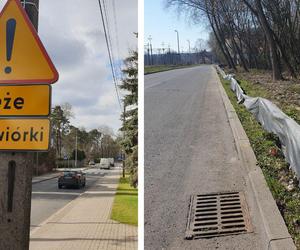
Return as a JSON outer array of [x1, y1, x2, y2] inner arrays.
[[0, 0, 138, 133]]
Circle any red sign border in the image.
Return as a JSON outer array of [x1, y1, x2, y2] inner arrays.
[[0, 0, 59, 84]]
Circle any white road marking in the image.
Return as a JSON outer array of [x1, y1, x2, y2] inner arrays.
[[32, 191, 80, 196]]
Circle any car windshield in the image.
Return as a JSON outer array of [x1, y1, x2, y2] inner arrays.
[[63, 171, 77, 176]]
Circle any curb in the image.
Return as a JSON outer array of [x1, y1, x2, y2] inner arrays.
[[144, 65, 202, 75], [214, 67, 296, 250], [32, 174, 60, 185], [31, 167, 90, 185]]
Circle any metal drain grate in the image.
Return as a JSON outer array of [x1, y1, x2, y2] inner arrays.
[[185, 191, 253, 240]]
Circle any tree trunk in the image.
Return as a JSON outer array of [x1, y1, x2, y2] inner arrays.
[[254, 0, 282, 80], [272, 31, 297, 78], [205, 0, 236, 70], [210, 15, 237, 70]]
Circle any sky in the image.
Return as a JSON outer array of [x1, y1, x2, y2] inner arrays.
[[0, 0, 138, 133], [144, 0, 209, 53]]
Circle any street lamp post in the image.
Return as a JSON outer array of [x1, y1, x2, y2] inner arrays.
[[174, 30, 180, 55], [187, 40, 191, 53], [174, 30, 180, 64], [148, 35, 153, 65], [145, 43, 150, 65], [162, 42, 165, 65], [187, 39, 191, 64], [75, 130, 78, 168]]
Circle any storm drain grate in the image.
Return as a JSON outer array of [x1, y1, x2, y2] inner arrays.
[[185, 191, 253, 240]]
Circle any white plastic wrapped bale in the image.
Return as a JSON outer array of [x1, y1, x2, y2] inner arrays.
[[230, 77, 246, 103], [215, 65, 300, 181], [244, 96, 300, 178], [217, 66, 227, 78]]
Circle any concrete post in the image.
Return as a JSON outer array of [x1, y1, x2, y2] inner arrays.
[[0, 1, 39, 249], [0, 153, 34, 249], [21, 0, 39, 31]]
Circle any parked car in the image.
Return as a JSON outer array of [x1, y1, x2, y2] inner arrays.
[[99, 158, 110, 169], [58, 171, 86, 189], [109, 158, 115, 167]]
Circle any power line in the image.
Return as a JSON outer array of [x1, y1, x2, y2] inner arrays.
[[103, 0, 117, 74], [112, 0, 122, 77], [103, 0, 122, 82], [97, 0, 122, 110]]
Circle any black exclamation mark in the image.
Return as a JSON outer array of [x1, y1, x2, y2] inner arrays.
[[5, 19, 16, 74]]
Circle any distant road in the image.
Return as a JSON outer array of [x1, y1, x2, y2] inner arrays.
[[144, 65, 264, 249]]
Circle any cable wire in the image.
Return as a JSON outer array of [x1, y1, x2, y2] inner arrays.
[[97, 0, 122, 110], [112, 0, 122, 77], [103, 0, 116, 70], [103, 0, 121, 82]]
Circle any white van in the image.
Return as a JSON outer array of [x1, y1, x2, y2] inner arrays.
[[99, 158, 110, 169], [109, 158, 115, 167]]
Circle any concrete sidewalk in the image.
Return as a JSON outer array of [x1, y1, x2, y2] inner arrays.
[[30, 169, 137, 250]]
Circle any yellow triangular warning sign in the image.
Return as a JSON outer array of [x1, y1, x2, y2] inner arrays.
[[0, 0, 58, 84]]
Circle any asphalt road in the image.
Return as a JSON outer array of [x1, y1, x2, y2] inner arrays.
[[30, 167, 108, 231], [144, 66, 264, 249]]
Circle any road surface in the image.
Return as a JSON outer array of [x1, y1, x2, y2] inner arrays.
[[144, 66, 264, 249], [30, 167, 109, 232]]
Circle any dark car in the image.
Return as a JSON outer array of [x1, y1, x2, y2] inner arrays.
[[58, 171, 86, 189]]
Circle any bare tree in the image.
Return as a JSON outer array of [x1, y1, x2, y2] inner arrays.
[[166, 0, 300, 80]]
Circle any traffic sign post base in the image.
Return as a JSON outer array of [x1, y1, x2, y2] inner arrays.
[[0, 152, 33, 250]]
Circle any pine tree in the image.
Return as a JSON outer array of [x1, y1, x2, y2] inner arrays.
[[120, 50, 138, 187]]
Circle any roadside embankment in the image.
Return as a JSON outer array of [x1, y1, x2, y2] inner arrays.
[[217, 67, 300, 248]]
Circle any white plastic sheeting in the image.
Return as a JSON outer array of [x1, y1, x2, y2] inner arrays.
[[216, 66, 300, 179], [230, 77, 245, 103]]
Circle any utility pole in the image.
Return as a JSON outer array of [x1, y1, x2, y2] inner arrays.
[[75, 129, 78, 168], [162, 42, 165, 65], [158, 48, 161, 64], [187, 40, 191, 54], [148, 36, 153, 65], [187, 40, 191, 64], [36, 152, 39, 176], [22, 0, 39, 32], [168, 44, 171, 64], [174, 30, 180, 55], [100, 134, 103, 158], [146, 43, 150, 66], [0, 1, 39, 249], [174, 30, 180, 64]]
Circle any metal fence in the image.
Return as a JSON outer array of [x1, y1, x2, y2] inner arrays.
[[144, 48, 215, 66], [56, 159, 85, 168]]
